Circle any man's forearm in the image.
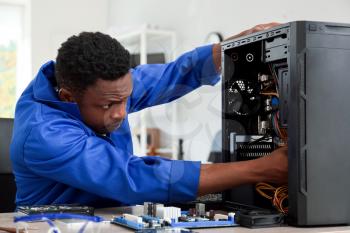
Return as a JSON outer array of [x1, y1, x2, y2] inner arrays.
[[197, 146, 288, 196], [198, 159, 264, 196]]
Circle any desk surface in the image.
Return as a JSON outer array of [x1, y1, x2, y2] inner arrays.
[[1, 208, 350, 233]]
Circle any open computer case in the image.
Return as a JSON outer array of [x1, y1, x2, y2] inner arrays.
[[221, 21, 350, 226]]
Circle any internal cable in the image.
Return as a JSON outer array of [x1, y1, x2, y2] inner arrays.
[[255, 182, 288, 214]]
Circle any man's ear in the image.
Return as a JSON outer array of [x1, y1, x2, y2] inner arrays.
[[58, 88, 76, 103]]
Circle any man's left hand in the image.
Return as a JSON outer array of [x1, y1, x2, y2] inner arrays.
[[212, 22, 281, 71]]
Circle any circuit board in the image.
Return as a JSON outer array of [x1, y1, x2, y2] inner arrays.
[[17, 204, 94, 216], [111, 202, 238, 231]]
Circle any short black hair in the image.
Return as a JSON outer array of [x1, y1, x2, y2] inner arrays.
[[55, 32, 130, 93]]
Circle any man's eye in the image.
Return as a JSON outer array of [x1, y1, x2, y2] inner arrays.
[[101, 101, 123, 109]]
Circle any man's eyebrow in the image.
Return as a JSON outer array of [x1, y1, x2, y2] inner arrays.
[[103, 86, 133, 97], [102, 92, 130, 98], [100, 93, 130, 103]]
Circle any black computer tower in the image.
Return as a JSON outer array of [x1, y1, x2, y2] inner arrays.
[[221, 21, 350, 226]]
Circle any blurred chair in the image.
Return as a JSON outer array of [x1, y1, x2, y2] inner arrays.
[[0, 118, 16, 212]]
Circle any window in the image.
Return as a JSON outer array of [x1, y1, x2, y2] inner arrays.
[[0, 0, 30, 118]]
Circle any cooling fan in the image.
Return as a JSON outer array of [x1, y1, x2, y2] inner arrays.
[[226, 79, 261, 116]]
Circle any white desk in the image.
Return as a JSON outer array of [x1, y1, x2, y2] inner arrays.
[[1, 208, 350, 233]]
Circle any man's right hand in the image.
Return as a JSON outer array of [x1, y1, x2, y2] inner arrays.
[[257, 146, 288, 185]]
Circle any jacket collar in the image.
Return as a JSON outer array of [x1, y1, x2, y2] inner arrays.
[[33, 61, 82, 120]]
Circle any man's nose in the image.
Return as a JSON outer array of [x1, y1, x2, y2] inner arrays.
[[110, 105, 126, 120]]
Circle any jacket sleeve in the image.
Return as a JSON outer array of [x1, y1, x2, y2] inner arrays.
[[23, 119, 201, 205], [127, 44, 220, 113]]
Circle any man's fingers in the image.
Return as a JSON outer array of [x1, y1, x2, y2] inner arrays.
[[252, 22, 281, 32], [225, 22, 282, 41]]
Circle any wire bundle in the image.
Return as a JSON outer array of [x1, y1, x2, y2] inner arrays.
[[253, 64, 288, 214], [271, 111, 288, 140], [255, 182, 288, 214]]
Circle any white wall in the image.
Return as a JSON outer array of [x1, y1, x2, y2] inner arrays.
[[108, 0, 350, 162], [31, 0, 109, 77]]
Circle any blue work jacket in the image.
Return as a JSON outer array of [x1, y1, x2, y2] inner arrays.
[[10, 44, 220, 207]]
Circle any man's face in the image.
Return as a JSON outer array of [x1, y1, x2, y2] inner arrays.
[[75, 72, 133, 134]]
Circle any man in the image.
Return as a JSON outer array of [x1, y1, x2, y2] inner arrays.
[[11, 23, 287, 207]]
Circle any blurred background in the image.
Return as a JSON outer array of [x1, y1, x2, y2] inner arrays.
[[1, 0, 350, 162]]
